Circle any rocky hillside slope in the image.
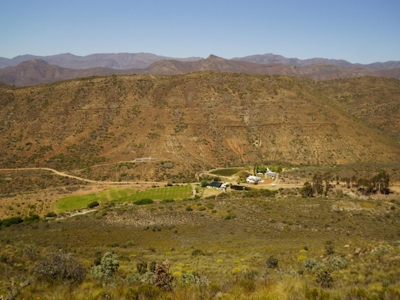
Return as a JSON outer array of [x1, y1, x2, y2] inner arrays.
[[0, 72, 399, 177]]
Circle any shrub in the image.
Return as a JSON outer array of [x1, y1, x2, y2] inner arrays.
[[374, 245, 390, 256], [149, 261, 157, 272], [239, 279, 256, 293], [266, 255, 279, 269], [316, 269, 334, 289], [201, 180, 209, 187], [303, 258, 318, 271], [87, 201, 99, 209], [140, 271, 155, 284], [153, 260, 173, 290], [243, 270, 258, 280], [161, 199, 175, 203], [1, 217, 23, 227], [34, 250, 87, 284], [24, 214, 40, 222], [325, 241, 335, 255], [137, 261, 148, 274], [45, 212, 57, 218], [192, 249, 205, 256], [91, 252, 119, 280], [177, 273, 196, 285], [186, 206, 193, 211], [134, 198, 154, 205], [328, 257, 347, 270], [126, 273, 140, 285]]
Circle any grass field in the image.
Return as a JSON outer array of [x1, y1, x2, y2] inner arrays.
[[56, 185, 192, 212]]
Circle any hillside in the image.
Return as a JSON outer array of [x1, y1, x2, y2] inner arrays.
[[1, 72, 400, 182], [315, 77, 400, 143]]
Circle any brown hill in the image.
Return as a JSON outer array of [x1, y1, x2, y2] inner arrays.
[[1, 72, 399, 181], [315, 76, 400, 143]]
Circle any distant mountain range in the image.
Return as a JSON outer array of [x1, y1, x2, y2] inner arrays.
[[0, 53, 202, 70], [1, 52, 400, 70], [232, 53, 400, 70], [1, 55, 400, 86]]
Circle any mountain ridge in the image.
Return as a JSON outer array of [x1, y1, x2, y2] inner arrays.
[[1, 52, 399, 70], [2, 57, 400, 87]]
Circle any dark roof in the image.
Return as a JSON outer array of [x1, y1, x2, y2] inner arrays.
[[207, 181, 222, 188]]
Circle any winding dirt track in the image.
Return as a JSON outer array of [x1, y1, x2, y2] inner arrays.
[[0, 167, 163, 185]]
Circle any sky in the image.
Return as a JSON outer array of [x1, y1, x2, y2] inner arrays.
[[1, 0, 400, 64]]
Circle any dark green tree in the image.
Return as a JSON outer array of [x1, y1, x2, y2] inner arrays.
[[301, 182, 314, 198]]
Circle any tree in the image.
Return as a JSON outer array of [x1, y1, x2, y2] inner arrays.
[[322, 172, 332, 197], [301, 182, 314, 198], [91, 252, 119, 280], [312, 174, 324, 196], [373, 170, 390, 194], [34, 250, 87, 284]]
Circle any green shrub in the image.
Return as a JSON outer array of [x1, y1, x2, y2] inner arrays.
[[1, 217, 23, 227], [201, 180, 209, 187], [328, 257, 347, 270], [316, 269, 334, 289], [134, 198, 154, 205], [137, 261, 148, 274], [24, 214, 40, 222], [239, 279, 256, 293], [192, 249, 205, 256], [325, 241, 335, 255], [161, 199, 175, 203], [126, 273, 140, 285], [87, 201, 99, 209], [266, 255, 279, 269], [243, 270, 258, 280], [45, 212, 57, 218], [91, 252, 119, 280], [140, 271, 155, 284], [304, 258, 318, 271]]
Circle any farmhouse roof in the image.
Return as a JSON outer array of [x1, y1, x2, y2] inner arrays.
[[207, 181, 223, 188]]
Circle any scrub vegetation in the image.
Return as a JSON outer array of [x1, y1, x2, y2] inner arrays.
[[1, 184, 400, 299]]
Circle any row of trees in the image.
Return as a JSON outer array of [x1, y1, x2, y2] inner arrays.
[[301, 170, 390, 198], [341, 170, 390, 195]]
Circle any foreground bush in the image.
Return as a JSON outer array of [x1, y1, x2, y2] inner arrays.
[[91, 252, 119, 280], [34, 250, 87, 284]]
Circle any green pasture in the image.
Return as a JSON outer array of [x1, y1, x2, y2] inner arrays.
[[56, 185, 192, 212]]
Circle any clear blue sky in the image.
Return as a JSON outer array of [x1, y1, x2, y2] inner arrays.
[[1, 0, 399, 63]]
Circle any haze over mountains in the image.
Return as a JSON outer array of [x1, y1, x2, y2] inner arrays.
[[1, 54, 400, 86], [2, 52, 400, 70]]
